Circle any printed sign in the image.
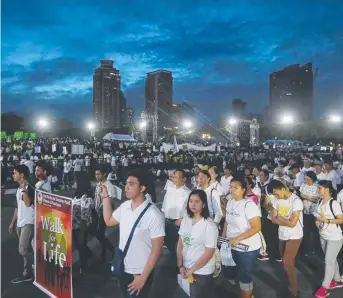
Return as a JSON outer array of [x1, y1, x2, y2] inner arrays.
[[71, 144, 84, 155], [34, 190, 73, 298]]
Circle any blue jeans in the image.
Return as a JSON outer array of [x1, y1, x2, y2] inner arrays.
[[222, 249, 259, 291]]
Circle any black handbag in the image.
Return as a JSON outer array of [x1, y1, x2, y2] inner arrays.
[[111, 203, 152, 277]]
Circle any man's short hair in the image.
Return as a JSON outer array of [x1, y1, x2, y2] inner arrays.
[[14, 165, 30, 180], [174, 168, 185, 177], [267, 179, 286, 193]]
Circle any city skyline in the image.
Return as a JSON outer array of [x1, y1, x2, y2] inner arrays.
[[2, 0, 343, 125]]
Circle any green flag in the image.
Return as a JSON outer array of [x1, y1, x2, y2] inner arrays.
[[29, 133, 37, 140], [13, 131, 24, 140]]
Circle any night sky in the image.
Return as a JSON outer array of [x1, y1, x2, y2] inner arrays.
[[2, 0, 343, 125]]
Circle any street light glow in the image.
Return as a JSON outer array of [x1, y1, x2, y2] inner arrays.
[[38, 118, 48, 128], [329, 115, 341, 123], [183, 120, 192, 129], [281, 115, 294, 124], [87, 122, 96, 130], [229, 118, 237, 125], [139, 121, 147, 129]]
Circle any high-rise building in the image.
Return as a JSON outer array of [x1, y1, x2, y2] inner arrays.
[[123, 107, 134, 128], [144, 70, 173, 139], [120, 91, 127, 128], [93, 60, 121, 129], [269, 63, 313, 122], [232, 99, 246, 119]]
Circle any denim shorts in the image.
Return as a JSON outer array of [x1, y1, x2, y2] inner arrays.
[[222, 249, 259, 290]]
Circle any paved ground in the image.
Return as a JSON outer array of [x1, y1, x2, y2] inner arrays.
[[2, 181, 343, 298]]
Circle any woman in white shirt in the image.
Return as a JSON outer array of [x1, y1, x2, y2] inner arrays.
[[208, 166, 224, 196], [267, 179, 304, 298], [222, 178, 262, 298], [177, 189, 218, 298], [197, 170, 222, 225], [63, 156, 72, 190], [299, 171, 320, 256], [313, 180, 343, 298]]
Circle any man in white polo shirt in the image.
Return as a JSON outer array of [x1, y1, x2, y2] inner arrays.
[[220, 164, 234, 196], [162, 169, 191, 269], [8, 165, 35, 284], [102, 169, 165, 298], [324, 160, 340, 191]]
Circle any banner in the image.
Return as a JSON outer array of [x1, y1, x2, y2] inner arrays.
[[161, 142, 217, 152], [34, 191, 73, 298], [71, 144, 84, 155], [35, 146, 41, 154], [173, 136, 179, 153]]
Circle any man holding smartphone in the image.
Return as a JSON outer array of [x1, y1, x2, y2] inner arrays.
[[8, 165, 35, 284]]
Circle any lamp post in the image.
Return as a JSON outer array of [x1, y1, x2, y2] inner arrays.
[[86, 122, 96, 138], [37, 118, 49, 137], [228, 117, 239, 144], [141, 111, 158, 144], [183, 120, 192, 129]]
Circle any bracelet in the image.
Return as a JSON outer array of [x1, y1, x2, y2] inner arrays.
[[101, 196, 110, 200], [178, 265, 184, 270], [328, 219, 331, 224]]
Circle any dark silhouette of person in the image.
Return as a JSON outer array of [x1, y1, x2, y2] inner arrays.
[[56, 265, 61, 291], [44, 251, 50, 285], [60, 266, 66, 295], [49, 256, 55, 288], [37, 247, 43, 264], [64, 263, 71, 290]]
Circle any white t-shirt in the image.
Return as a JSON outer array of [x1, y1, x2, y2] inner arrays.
[[316, 172, 327, 181], [293, 172, 304, 188], [16, 188, 35, 227], [63, 161, 72, 173], [337, 190, 343, 210], [220, 175, 233, 196], [24, 160, 35, 174], [179, 217, 218, 275], [94, 180, 117, 213], [162, 185, 191, 220], [36, 180, 52, 193], [299, 183, 319, 214], [273, 194, 304, 241], [73, 159, 83, 171], [209, 181, 224, 197], [164, 179, 174, 191], [252, 185, 262, 198], [316, 199, 343, 241], [113, 200, 165, 274], [326, 170, 340, 191], [226, 198, 262, 252], [301, 167, 315, 173], [203, 186, 222, 224]]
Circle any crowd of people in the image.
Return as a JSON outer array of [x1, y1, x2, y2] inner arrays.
[[3, 137, 343, 298]]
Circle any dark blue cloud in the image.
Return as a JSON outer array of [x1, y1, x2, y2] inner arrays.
[[2, 0, 343, 125]]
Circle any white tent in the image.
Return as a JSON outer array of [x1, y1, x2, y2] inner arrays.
[[102, 133, 136, 142]]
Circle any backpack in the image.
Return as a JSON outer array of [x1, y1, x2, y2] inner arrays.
[[318, 198, 343, 231]]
